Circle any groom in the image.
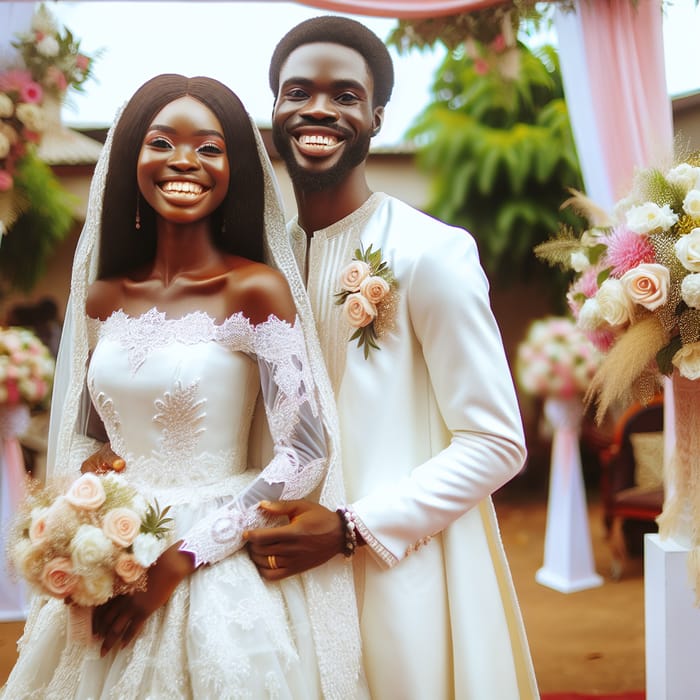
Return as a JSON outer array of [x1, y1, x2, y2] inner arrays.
[[245, 16, 538, 699]]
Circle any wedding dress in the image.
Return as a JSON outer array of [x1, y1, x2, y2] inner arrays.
[[1, 94, 364, 700], [1, 309, 332, 699]]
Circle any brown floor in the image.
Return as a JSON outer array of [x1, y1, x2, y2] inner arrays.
[[0, 488, 645, 695]]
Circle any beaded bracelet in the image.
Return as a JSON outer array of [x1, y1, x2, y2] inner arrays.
[[336, 506, 358, 558]]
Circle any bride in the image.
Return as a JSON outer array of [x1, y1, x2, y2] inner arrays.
[[1, 74, 366, 699]]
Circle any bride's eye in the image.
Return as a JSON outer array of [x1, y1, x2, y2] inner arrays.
[[146, 136, 173, 149], [197, 142, 224, 156]]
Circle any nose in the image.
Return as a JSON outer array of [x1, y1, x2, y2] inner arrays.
[[168, 143, 199, 171], [300, 94, 339, 122]]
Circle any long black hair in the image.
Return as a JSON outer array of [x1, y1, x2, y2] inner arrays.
[[98, 74, 265, 279]]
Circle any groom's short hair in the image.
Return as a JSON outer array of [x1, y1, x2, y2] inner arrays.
[[269, 16, 394, 108]]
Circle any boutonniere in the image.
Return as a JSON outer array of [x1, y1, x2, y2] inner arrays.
[[335, 244, 398, 359]]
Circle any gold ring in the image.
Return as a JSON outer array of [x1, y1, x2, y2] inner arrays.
[[268, 554, 278, 570]]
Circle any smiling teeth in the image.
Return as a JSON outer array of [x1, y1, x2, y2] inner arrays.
[[299, 134, 338, 147], [161, 181, 205, 195]]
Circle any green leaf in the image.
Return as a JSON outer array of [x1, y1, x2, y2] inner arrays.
[[657, 335, 682, 376]]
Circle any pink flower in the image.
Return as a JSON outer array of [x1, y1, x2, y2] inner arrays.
[[605, 226, 655, 278], [75, 54, 90, 71], [490, 34, 507, 53], [102, 508, 141, 547], [44, 67, 67, 93], [0, 69, 33, 93], [474, 58, 490, 76], [359, 275, 390, 304], [19, 81, 43, 104], [339, 261, 371, 292], [343, 293, 376, 328], [40, 557, 78, 598], [115, 553, 145, 584], [0, 170, 13, 192], [64, 473, 106, 511]]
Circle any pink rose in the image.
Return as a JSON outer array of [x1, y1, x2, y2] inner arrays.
[[619, 263, 670, 311], [359, 275, 390, 305], [40, 557, 78, 598], [65, 473, 106, 511], [102, 507, 141, 547], [339, 261, 370, 292], [115, 553, 146, 584], [75, 54, 90, 71], [343, 293, 376, 329], [0, 170, 13, 192], [28, 509, 49, 545]]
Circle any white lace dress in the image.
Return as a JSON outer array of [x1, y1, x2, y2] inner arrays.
[[2, 309, 333, 700]]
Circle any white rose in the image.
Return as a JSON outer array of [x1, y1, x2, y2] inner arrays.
[[570, 251, 590, 273], [70, 524, 114, 572], [626, 202, 678, 234], [667, 163, 700, 192], [619, 263, 670, 311], [675, 228, 700, 272], [71, 568, 115, 607], [577, 298, 605, 331], [0, 94, 13, 119], [15, 103, 46, 133], [132, 532, 164, 567], [682, 273, 700, 309], [672, 342, 700, 381], [596, 278, 632, 327], [36, 35, 60, 57], [683, 190, 700, 219]]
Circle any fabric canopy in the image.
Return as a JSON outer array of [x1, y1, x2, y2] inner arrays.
[[293, 0, 505, 18]]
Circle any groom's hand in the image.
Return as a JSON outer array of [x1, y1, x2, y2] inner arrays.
[[244, 500, 345, 581]]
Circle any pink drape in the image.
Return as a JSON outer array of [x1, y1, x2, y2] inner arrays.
[[294, 0, 503, 19], [555, 0, 673, 211]]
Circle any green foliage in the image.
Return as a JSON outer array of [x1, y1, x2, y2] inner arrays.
[[394, 36, 583, 294], [0, 151, 75, 295], [141, 499, 174, 539]]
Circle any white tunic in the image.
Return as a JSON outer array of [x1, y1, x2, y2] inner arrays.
[[291, 193, 539, 699]]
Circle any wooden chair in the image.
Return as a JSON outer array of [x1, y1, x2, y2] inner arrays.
[[599, 395, 665, 579]]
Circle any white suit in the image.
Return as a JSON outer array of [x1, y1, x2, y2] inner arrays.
[[290, 193, 538, 699]]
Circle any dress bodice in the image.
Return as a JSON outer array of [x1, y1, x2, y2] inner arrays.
[[87, 309, 261, 500]]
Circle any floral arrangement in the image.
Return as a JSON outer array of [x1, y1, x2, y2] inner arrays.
[[0, 326, 55, 407], [0, 69, 47, 228], [516, 316, 602, 399], [536, 156, 700, 417], [11, 3, 96, 97], [335, 244, 398, 359], [9, 472, 172, 607]]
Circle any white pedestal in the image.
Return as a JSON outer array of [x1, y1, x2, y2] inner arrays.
[[645, 534, 700, 700], [536, 399, 603, 593]]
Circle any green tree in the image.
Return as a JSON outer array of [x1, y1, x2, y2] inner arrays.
[[389, 27, 583, 290]]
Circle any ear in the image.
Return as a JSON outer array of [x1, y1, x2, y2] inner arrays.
[[371, 106, 384, 137]]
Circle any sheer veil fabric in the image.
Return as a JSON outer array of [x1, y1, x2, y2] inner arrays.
[[44, 102, 364, 699]]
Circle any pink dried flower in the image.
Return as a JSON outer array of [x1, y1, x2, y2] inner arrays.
[[44, 66, 67, 92], [0, 69, 33, 93], [19, 81, 43, 104], [474, 58, 490, 76], [605, 225, 655, 278], [0, 170, 13, 192], [75, 54, 90, 71], [491, 34, 507, 53]]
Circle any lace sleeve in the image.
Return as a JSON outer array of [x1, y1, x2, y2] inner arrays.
[[179, 317, 328, 567]]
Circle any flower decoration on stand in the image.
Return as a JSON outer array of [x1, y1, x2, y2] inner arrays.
[[0, 326, 54, 408], [536, 158, 700, 415], [11, 3, 96, 98], [516, 316, 602, 400], [9, 472, 173, 642], [0, 70, 47, 233], [335, 244, 398, 359]]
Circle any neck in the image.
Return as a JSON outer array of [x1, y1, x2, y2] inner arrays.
[[151, 219, 220, 286], [294, 169, 372, 237]]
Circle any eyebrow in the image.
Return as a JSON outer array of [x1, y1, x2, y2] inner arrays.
[[281, 77, 369, 94], [147, 124, 225, 139]]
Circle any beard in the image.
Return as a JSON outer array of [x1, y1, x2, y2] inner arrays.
[[272, 123, 371, 192]]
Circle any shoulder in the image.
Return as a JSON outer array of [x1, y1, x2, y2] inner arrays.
[[226, 260, 296, 326], [85, 278, 124, 320]]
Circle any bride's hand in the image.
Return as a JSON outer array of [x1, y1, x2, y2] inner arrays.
[[92, 544, 195, 656], [80, 443, 126, 474]]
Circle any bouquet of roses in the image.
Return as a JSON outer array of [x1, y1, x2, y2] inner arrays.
[[516, 316, 602, 400], [0, 326, 54, 407], [536, 156, 700, 416], [8, 472, 172, 607]]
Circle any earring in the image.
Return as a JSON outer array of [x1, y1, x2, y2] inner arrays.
[[135, 195, 141, 230]]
